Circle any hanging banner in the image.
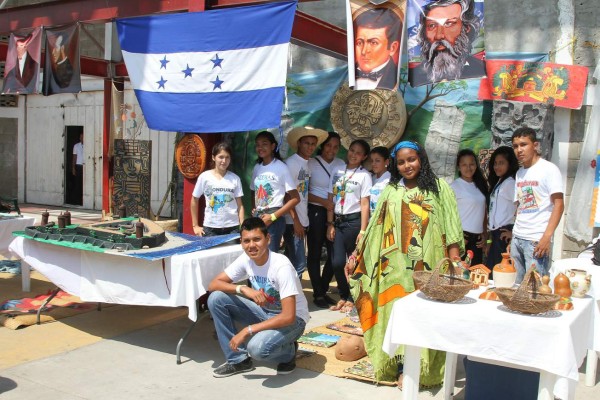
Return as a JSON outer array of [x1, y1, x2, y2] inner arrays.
[[347, 0, 406, 91], [1, 28, 42, 94], [42, 23, 81, 96], [406, 0, 486, 87], [116, 1, 297, 133], [478, 60, 589, 110]]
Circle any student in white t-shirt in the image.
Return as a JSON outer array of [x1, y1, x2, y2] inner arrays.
[[485, 146, 519, 272], [451, 149, 489, 266], [368, 146, 391, 215], [306, 132, 345, 309], [251, 131, 300, 253], [327, 139, 372, 313], [191, 142, 244, 236], [511, 127, 564, 282], [283, 126, 327, 277], [207, 217, 309, 378]]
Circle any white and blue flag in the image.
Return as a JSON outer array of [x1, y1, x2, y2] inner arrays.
[[116, 1, 297, 133]]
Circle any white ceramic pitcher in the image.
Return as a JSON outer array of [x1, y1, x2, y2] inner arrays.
[[566, 269, 592, 298]]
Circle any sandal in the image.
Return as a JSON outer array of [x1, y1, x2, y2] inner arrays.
[[329, 299, 346, 311], [340, 301, 354, 313]]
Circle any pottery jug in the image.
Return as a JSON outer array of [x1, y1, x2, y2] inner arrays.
[[567, 269, 592, 298], [493, 252, 517, 288], [553, 272, 572, 297]]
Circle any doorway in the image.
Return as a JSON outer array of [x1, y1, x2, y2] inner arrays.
[[64, 126, 84, 206]]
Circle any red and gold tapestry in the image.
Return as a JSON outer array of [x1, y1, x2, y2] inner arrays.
[[478, 60, 588, 110]]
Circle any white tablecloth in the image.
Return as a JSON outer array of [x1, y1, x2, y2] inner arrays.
[[550, 257, 600, 352], [0, 217, 36, 254], [382, 287, 594, 399], [9, 236, 243, 321]]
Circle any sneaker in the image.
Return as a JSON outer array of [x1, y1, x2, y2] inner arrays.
[[277, 359, 296, 375], [313, 297, 330, 309], [277, 342, 298, 375], [213, 358, 254, 378]]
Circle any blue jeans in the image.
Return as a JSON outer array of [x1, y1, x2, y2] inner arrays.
[[266, 217, 286, 253], [510, 236, 550, 283], [207, 291, 306, 365], [331, 218, 361, 301], [284, 224, 307, 277]]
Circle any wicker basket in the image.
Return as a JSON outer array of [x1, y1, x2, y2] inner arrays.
[[413, 258, 472, 302], [495, 268, 560, 314]]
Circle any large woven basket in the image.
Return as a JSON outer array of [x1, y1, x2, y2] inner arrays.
[[413, 258, 472, 302], [495, 268, 560, 314]]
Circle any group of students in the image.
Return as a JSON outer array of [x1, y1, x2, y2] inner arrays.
[[195, 126, 564, 385], [451, 127, 564, 281], [191, 128, 393, 312]]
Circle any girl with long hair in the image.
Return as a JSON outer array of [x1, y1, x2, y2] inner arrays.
[[250, 131, 300, 252], [191, 142, 244, 236], [327, 139, 372, 313], [486, 146, 519, 270], [348, 141, 463, 387], [451, 149, 489, 265], [306, 132, 345, 308]]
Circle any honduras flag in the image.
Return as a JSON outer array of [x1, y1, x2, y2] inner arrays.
[[116, 1, 297, 133]]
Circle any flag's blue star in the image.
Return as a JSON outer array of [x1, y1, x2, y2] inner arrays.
[[182, 64, 194, 78], [211, 54, 224, 69], [157, 76, 167, 89], [159, 55, 170, 69], [211, 76, 224, 90]]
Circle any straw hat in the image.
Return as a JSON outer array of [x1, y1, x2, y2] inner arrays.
[[287, 126, 328, 150]]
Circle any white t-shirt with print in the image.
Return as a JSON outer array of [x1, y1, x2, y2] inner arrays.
[[488, 176, 516, 230], [513, 158, 563, 241], [370, 171, 391, 214], [451, 177, 486, 234], [284, 153, 310, 227], [329, 165, 372, 215], [225, 251, 310, 323], [251, 159, 296, 212], [308, 156, 346, 203], [192, 170, 243, 228]]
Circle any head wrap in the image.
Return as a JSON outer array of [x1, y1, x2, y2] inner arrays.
[[391, 141, 420, 157]]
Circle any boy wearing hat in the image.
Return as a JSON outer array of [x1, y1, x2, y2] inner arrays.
[[284, 127, 328, 277]]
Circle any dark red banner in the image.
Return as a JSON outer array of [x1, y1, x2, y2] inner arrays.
[[478, 60, 589, 110]]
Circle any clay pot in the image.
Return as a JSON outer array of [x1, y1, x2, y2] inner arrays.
[[335, 335, 366, 362], [553, 272, 572, 297], [493, 252, 517, 288], [567, 269, 592, 298]]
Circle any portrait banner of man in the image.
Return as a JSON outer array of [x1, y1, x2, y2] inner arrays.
[[407, 0, 486, 87], [1, 28, 42, 95], [42, 23, 82, 96], [347, 0, 406, 91]]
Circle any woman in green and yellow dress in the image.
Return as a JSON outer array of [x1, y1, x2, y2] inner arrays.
[[349, 141, 464, 387]]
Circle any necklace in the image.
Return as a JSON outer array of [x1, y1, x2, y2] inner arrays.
[[339, 165, 360, 215]]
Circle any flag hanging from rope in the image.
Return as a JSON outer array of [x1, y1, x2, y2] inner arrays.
[[116, 1, 297, 133], [42, 23, 81, 95], [2, 28, 42, 95]]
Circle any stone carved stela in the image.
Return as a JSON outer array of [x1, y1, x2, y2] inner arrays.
[[425, 100, 465, 184], [492, 100, 555, 161], [113, 139, 152, 218]]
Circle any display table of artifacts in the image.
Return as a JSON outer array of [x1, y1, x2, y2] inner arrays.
[[382, 277, 595, 400], [0, 213, 36, 255]]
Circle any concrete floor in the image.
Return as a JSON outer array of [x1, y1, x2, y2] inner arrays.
[[1, 204, 599, 399]]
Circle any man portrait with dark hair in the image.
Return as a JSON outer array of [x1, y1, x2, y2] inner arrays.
[[2, 32, 41, 94], [353, 6, 403, 91], [409, 0, 485, 87]]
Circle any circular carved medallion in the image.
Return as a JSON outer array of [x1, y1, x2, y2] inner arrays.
[[176, 134, 206, 179], [330, 84, 407, 150]]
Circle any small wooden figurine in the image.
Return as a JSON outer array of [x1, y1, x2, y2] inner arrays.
[[469, 264, 491, 286]]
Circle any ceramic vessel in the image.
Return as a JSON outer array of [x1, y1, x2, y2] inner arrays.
[[553, 272, 572, 297], [493, 252, 517, 288], [567, 269, 592, 298]]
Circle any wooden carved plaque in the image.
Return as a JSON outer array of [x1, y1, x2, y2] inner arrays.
[[330, 84, 407, 150], [176, 134, 206, 179]]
